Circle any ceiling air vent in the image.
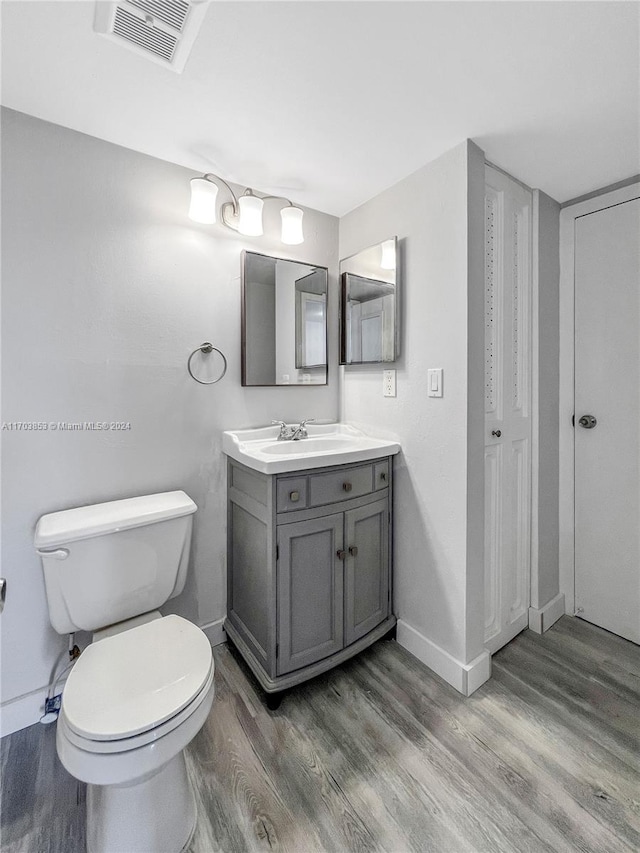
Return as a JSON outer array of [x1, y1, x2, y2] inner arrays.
[[94, 0, 208, 73]]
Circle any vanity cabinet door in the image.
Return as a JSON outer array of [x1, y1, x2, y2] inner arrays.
[[344, 499, 390, 647], [277, 514, 344, 675]]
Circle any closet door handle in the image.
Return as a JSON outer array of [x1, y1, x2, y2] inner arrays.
[[348, 546, 358, 557], [336, 550, 346, 561]]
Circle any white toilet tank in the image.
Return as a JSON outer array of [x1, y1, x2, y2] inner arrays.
[[34, 491, 197, 634]]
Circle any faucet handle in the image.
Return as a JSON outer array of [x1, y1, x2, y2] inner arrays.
[[271, 420, 291, 440], [294, 418, 316, 439]]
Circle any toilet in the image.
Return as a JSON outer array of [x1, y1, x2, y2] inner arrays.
[[34, 491, 214, 853]]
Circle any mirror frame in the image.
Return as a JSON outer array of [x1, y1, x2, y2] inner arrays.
[[339, 237, 399, 365], [241, 250, 329, 387]]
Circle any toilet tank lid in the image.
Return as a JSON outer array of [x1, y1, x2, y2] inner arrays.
[[34, 491, 197, 549]]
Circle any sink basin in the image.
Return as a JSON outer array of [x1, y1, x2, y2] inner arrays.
[[223, 423, 400, 474], [261, 437, 356, 455]]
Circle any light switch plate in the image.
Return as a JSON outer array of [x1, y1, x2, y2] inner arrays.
[[383, 369, 397, 397], [427, 368, 443, 397]]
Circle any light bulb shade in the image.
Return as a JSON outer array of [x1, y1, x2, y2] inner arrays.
[[189, 177, 218, 224], [238, 193, 264, 236], [380, 239, 396, 270], [281, 206, 304, 245]]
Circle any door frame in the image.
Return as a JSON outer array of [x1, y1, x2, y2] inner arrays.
[[558, 182, 640, 615]]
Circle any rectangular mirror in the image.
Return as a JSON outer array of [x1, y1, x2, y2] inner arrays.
[[340, 237, 399, 364], [242, 251, 328, 386]]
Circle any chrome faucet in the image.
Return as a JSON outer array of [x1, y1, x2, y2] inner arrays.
[[271, 419, 316, 441], [290, 418, 315, 441]]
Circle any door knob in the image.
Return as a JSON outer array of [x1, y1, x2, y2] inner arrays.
[[348, 546, 358, 557], [578, 415, 597, 429], [336, 550, 346, 561]]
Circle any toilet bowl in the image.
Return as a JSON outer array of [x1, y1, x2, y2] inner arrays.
[[56, 612, 215, 853], [35, 491, 214, 853]]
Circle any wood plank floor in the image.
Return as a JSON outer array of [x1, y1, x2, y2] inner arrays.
[[2, 616, 639, 852]]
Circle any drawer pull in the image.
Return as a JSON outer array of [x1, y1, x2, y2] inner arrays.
[[380, 472, 387, 482], [289, 490, 300, 502], [348, 546, 358, 557], [336, 549, 346, 560], [342, 482, 353, 492]]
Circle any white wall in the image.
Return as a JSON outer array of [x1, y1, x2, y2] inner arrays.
[[0, 108, 338, 732], [339, 141, 488, 693]]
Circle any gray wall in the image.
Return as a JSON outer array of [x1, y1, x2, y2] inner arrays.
[[533, 189, 561, 607], [339, 140, 487, 668], [0, 108, 338, 715]]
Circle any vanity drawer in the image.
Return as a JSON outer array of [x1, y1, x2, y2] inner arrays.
[[277, 477, 308, 512], [308, 464, 374, 507], [374, 460, 390, 490]]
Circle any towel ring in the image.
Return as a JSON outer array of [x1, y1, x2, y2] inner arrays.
[[187, 342, 227, 385]]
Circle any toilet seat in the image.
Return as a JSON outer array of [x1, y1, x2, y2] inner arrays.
[[59, 665, 214, 754], [62, 614, 213, 743]]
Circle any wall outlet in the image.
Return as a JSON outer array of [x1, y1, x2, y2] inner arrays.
[[383, 369, 397, 397]]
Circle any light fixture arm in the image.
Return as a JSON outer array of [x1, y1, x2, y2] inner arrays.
[[261, 194, 295, 208], [201, 175, 293, 215], [202, 172, 240, 215]]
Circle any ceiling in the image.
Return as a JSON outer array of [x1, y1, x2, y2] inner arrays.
[[1, 1, 638, 215]]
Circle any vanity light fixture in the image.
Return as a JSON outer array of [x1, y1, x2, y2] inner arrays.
[[188, 173, 304, 244]]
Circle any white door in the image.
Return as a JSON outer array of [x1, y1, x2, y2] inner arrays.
[[484, 167, 532, 654], [574, 196, 640, 644]]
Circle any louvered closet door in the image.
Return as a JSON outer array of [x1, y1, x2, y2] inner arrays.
[[484, 166, 532, 654]]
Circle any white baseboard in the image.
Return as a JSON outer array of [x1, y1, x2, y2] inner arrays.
[[1, 685, 48, 737], [528, 592, 566, 634], [200, 617, 226, 647], [397, 619, 491, 696]]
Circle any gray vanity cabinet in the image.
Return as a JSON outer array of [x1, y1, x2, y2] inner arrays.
[[225, 456, 395, 695]]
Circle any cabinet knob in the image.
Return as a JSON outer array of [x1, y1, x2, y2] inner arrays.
[[380, 472, 387, 482], [348, 546, 358, 557], [336, 549, 346, 560], [289, 490, 300, 502], [342, 482, 352, 492]]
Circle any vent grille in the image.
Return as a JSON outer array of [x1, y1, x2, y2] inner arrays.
[[112, 6, 178, 61], [127, 0, 190, 33], [94, 0, 208, 72]]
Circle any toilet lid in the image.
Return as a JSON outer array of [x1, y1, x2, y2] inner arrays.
[[62, 615, 213, 741]]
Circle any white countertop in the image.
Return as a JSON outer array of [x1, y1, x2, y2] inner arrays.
[[222, 423, 400, 474]]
